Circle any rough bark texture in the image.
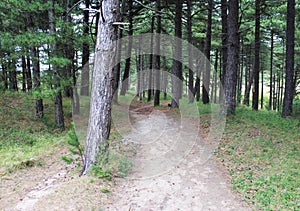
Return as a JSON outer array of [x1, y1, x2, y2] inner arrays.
[[243, 45, 253, 106], [32, 47, 44, 118], [282, 0, 295, 116], [147, 16, 155, 102], [21, 55, 27, 92], [8, 57, 18, 91], [202, 0, 213, 104], [269, 31, 273, 110], [80, 0, 90, 96], [81, 0, 118, 175], [252, 0, 260, 111], [224, 0, 239, 115], [171, 0, 182, 108], [49, 0, 64, 129], [212, 49, 218, 103], [113, 0, 125, 103], [221, 0, 227, 86], [26, 55, 32, 91], [237, 38, 243, 104], [187, 0, 194, 103], [120, 0, 133, 96], [154, 0, 161, 107]]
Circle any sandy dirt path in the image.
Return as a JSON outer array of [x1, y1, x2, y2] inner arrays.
[[0, 106, 251, 210], [105, 109, 251, 210], [0, 151, 110, 211]]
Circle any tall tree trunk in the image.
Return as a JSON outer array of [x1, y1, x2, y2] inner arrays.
[[202, 0, 213, 104], [80, 0, 90, 96], [276, 68, 281, 111], [113, 0, 125, 103], [187, 0, 194, 103], [252, 0, 260, 110], [275, 70, 279, 110], [136, 44, 142, 100], [72, 51, 80, 115], [237, 37, 243, 104], [154, 0, 161, 106], [8, 57, 18, 91], [147, 16, 155, 102], [26, 54, 32, 91], [49, 0, 64, 129], [1, 63, 8, 90], [282, 0, 295, 117], [261, 60, 264, 109], [221, 0, 228, 86], [213, 49, 218, 103], [171, 0, 182, 108], [269, 30, 274, 110], [224, 0, 239, 115], [63, 0, 74, 98], [81, 0, 118, 175], [21, 55, 27, 92], [162, 48, 168, 100], [194, 41, 204, 103], [273, 68, 277, 110], [280, 63, 284, 109], [243, 45, 253, 105], [120, 0, 133, 96], [32, 47, 44, 118]]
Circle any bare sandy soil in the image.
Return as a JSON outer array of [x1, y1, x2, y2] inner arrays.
[[0, 150, 110, 211], [0, 104, 252, 211], [105, 108, 251, 210]]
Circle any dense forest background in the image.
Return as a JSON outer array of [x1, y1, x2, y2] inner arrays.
[[0, 0, 299, 127], [0, 0, 299, 210]]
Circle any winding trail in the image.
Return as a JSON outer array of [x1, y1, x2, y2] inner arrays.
[[106, 108, 251, 210]]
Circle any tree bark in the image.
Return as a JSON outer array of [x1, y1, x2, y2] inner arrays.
[[26, 54, 32, 91], [21, 55, 27, 92], [202, 0, 213, 104], [8, 57, 18, 91], [147, 16, 155, 102], [224, 0, 239, 115], [187, 0, 194, 103], [237, 37, 243, 104], [80, 0, 90, 96], [31, 47, 44, 118], [49, 0, 64, 129], [171, 0, 182, 108], [1, 62, 8, 90], [81, 0, 118, 175], [120, 0, 133, 96], [269, 30, 274, 110], [154, 0, 161, 106], [213, 49, 218, 103], [221, 0, 227, 86], [252, 0, 260, 110], [282, 0, 295, 117], [113, 0, 125, 103], [243, 45, 253, 106], [261, 60, 264, 109]]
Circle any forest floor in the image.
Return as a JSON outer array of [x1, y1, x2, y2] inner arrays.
[[105, 102, 251, 210], [0, 93, 299, 210], [1, 98, 250, 211]]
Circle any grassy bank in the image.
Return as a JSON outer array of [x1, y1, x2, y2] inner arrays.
[[0, 92, 71, 173], [216, 106, 299, 210], [1, 92, 299, 210]]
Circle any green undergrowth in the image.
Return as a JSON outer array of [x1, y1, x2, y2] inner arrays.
[[88, 129, 134, 180], [217, 106, 299, 210], [178, 98, 299, 210], [0, 91, 71, 173]]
